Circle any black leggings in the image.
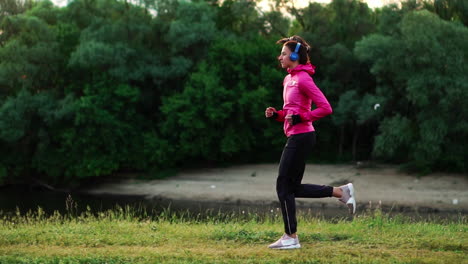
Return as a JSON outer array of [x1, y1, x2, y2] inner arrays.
[[276, 132, 333, 235]]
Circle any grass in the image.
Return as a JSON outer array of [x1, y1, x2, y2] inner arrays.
[[0, 205, 466, 264]]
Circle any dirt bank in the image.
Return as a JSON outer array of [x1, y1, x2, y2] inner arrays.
[[86, 164, 468, 213]]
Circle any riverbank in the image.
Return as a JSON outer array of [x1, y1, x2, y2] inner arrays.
[[85, 164, 468, 215]]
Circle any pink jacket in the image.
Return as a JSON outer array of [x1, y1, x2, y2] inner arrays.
[[275, 63, 332, 137]]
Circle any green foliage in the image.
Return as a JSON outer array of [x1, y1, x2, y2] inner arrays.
[[0, 89, 60, 178], [216, 0, 264, 36], [38, 81, 147, 181], [167, 1, 216, 51], [0, 0, 467, 186], [0, 0, 35, 21], [288, 0, 375, 49], [160, 36, 284, 163], [0, 165, 6, 184], [0, 12, 62, 94], [425, 0, 468, 26], [373, 115, 414, 161], [333, 90, 385, 126], [286, 0, 379, 161], [67, 2, 157, 82], [356, 10, 468, 172]]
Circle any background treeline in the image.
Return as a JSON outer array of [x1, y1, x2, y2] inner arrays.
[[0, 0, 467, 186]]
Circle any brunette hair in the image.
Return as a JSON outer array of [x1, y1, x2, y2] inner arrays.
[[276, 35, 311, 65]]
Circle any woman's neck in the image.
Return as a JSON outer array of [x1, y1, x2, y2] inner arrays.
[[288, 63, 300, 70]]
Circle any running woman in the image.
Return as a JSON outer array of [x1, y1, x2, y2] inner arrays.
[[265, 35, 356, 250]]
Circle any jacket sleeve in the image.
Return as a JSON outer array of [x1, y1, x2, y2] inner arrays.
[[299, 75, 332, 122], [275, 110, 285, 122]]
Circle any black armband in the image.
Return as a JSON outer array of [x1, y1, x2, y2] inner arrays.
[[292, 114, 301, 125]]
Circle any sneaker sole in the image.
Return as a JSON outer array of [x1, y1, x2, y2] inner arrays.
[[271, 244, 301, 250], [346, 183, 356, 215]]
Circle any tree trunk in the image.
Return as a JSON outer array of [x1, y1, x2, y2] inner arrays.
[[338, 125, 344, 158], [352, 124, 360, 161]]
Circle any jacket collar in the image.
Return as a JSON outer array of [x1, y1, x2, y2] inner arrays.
[[287, 63, 316, 75]]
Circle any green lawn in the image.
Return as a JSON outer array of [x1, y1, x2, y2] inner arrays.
[[0, 207, 466, 264]]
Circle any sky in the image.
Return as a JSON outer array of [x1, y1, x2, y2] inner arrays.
[[50, 0, 402, 9], [51, 0, 67, 7]]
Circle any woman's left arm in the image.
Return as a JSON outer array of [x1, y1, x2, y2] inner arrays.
[[299, 76, 333, 122]]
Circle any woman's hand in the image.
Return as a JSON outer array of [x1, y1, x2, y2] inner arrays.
[[265, 107, 277, 118], [285, 114, 293, 124]]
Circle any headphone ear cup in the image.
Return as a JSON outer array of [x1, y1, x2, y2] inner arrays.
[[290, 52, 299, 61], [289, 42, 301, 61]]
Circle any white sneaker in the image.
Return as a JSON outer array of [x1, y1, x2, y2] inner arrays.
[[268, 234, 301, 249], [339, 183, 356, 214]]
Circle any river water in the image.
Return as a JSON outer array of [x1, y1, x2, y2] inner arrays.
[[0, 185, 146, 215], [0, 185, 465, 222]]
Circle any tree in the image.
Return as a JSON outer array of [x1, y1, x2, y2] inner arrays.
[[160, 36, 285, 165], [332, 90, 384, 160], [0, 89, 63, 181], [0, 0, 206, 184], [424, 0, 468, 26], [41, 80, 146, 183], [355, 10, 468, 173], [215, 0, 264, 36], [0, 0, 35, 22], [285, 0, 377, 160], [0, 3, 63, 96]]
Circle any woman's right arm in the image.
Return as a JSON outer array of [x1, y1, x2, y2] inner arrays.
[[265, 107, 285, 122]]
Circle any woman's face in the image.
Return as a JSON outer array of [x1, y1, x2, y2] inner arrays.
[[278, 45, 296, 69]]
